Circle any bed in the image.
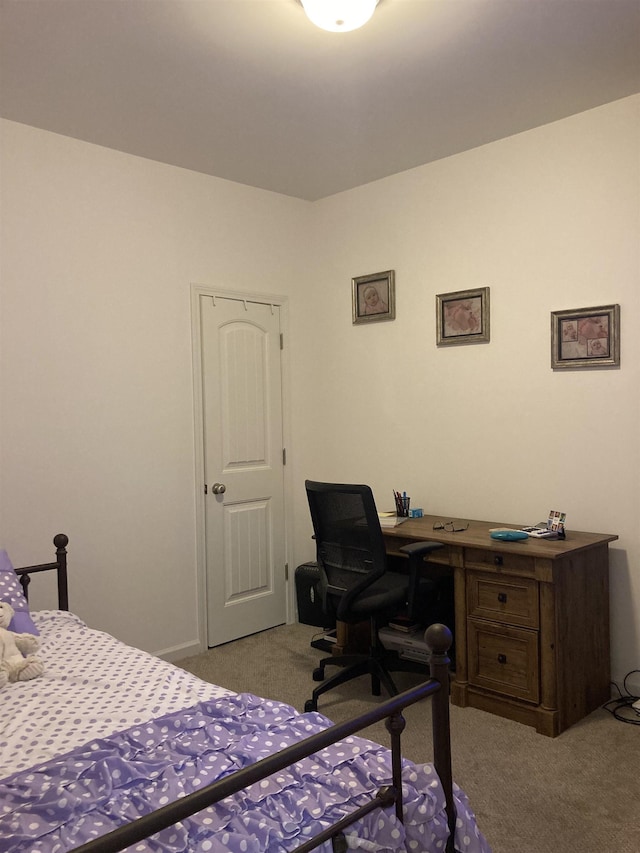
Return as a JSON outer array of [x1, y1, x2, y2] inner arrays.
[[0, 535, 491, 853]]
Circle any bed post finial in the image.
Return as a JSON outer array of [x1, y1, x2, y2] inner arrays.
[[53, 534, 69, 611], [425, 622, 453, 658]]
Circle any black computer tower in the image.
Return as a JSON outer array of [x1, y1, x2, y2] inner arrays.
[[295, 562, 335, 629]]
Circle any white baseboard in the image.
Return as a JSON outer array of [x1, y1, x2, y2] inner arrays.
[[611, 669, 640, 698], [155, 638, 204, 663]]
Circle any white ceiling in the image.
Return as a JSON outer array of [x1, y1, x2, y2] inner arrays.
[[1, 0, 639, 201]]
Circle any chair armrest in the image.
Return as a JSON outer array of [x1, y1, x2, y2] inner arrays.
[[399, 541, 444, 559]]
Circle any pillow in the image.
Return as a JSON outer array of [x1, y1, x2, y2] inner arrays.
[[0, 549, 40, 636]]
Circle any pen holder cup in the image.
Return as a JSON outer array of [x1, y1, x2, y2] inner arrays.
[[398, 497, 410, 517]]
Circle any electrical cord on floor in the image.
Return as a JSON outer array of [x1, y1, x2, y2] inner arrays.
[[602, 669, 640, 725]]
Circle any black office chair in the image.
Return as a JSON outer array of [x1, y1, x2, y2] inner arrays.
[[304, 480, 444, 712]]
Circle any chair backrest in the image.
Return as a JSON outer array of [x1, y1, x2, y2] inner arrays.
[[305, 480, 388, 619]]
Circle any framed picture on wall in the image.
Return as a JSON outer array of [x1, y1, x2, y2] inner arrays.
[[436, 287, 490, 346], [352, 270, 396, 324], [551, 304, 620, 369]]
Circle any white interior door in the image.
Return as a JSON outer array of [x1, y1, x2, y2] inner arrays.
[[200, 294, 286, 647]]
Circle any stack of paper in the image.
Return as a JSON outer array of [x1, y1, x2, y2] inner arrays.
[[378, 512, 409, 528]]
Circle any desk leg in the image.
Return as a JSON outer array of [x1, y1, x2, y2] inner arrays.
[[538, 580, 559, 736], [333, 620, 369, 656], [539, 581, 557, 710], [450, 564, 468, 706]]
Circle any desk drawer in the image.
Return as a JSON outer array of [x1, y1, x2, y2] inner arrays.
[[468, 618, 539, 703], [467, 571, 539, 629], [465, 547, 536, 577]]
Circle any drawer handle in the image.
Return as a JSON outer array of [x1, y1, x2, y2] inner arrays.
[[498, 592, 508, 604], [497, 654, 507, 664], [494, 555, 503, 567]]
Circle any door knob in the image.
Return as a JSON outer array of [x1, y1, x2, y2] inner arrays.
[[212, 483, 226, 494]]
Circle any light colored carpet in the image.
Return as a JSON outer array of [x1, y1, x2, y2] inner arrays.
[[177, 622, 640, 853]]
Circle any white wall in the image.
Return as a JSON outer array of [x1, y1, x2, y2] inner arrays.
[[1, 95, 639, 689], [290, 95, 640, 690], [0, 120, 310, 656]]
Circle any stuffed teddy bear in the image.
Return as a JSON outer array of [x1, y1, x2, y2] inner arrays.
[[0, 601, 44, 683]]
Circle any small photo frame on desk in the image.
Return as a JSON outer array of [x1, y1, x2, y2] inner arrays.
[[352, 270, 395, 324], [551, 304, 620, 369], [436, 287, 490, 346]]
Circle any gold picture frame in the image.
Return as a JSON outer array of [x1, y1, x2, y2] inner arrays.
[[436, 287, 490, 346], [551, 304, 620, 369], [352, 270, 396, 324]]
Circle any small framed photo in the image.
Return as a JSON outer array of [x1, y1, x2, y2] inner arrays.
[[436, 287, 490, 346], [551, 304, 620, 369], [352, 270, 395, 324]]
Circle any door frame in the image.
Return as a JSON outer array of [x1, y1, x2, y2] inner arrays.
[[190, 283, 295, 652]]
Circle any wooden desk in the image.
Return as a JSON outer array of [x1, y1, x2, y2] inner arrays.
[[382, 514, 618, 737]]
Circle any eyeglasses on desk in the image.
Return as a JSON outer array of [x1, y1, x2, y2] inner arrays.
[[433, 521, 469, 533]]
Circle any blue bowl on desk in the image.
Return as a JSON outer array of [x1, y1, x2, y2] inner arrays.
[[490, 530, 529, 541]]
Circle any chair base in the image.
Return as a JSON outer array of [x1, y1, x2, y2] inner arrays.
[[304, 652, 399, 713]]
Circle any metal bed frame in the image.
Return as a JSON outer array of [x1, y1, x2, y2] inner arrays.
[[16, 535, 456, 853]]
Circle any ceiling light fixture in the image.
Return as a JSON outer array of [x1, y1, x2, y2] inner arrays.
[[301, 0, 378, 33]]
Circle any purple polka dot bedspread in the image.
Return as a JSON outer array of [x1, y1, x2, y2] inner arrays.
[[0, 611, 491, 852]]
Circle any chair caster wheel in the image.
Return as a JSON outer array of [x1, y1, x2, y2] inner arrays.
[[304, 699, 317, 713], [312, 667, 324, 682]]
